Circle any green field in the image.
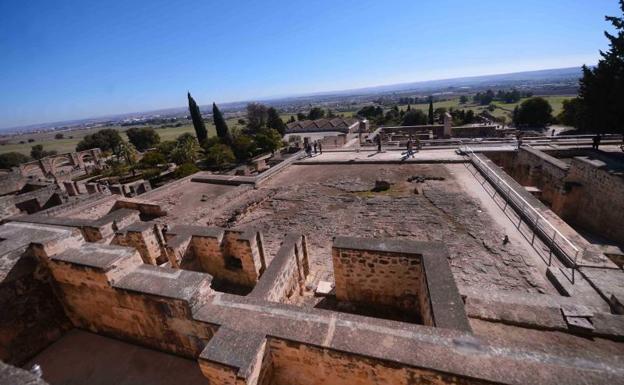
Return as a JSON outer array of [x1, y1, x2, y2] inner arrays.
[[0, 121, 227, 156], [401, 95, 574, 121], [0, 95, 574, 156]]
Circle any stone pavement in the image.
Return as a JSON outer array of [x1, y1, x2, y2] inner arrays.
[[297, 148, 466, 164]]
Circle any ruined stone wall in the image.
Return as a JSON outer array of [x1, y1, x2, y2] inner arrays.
[[565, 158, 624, 244], [112, 198, 167, 217], [266, 339, 493, 385], [332, 247, 423, 317], [486, 149, 570, 212], [112, 224, 163, 265], [48, 251, 215, 358], [487, 149, 624, 245], [203, 230, 263, 287], [0, 248, 71, 365], [250, 234, 308, 303]]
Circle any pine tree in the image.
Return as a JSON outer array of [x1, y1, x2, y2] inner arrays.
[[187, 92, 208, 143], [428, 99, 434, 125], [212, 102, 232, 145], [574, 0, 624, 133]]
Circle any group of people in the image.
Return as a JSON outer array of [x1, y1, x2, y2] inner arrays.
[[305, 140, 322, 157]]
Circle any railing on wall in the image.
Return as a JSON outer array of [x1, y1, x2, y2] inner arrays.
[[460, 145, 581, 284]]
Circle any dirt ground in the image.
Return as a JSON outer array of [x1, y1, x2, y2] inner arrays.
[[220, 164, 552, 294], [142, 181, 239, 224]]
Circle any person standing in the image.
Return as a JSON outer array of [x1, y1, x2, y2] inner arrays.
[[415, 136, 421, 152], [376, 134, 382, 152], [318, 141, 323, 154], [406, 137, 414, 158], [596, 134, 602, 150], [313, 141, 318, 154]]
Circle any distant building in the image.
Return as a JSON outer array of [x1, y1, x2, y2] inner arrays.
[[286, 118, 361, 134]]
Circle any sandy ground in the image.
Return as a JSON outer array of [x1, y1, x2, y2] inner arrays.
[[143, 181, 238, 224], [226, 164, 554, 295]]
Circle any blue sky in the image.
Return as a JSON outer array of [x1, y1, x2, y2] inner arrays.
[[0, 0, 619, 129]]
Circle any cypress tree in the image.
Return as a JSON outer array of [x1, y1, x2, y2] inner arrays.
[[187, 92, 208, 143], [428, 99, 434, 125], [212, 102, 232, 145]]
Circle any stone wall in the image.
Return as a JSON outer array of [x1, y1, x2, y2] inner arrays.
[[565, 156, 624, 244], [332, 240, 425, 321], [165, 225, 266, 288], [265, 339, 492, 385], [331, 237, 469, 330], [0, 247, 71, 364], [486, 148, 624, 245], [47, 244, 215, 358], [112, 222, 164, 265], [250, 233, 309, 302]]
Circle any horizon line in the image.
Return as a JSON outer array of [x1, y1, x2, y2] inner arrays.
[[0, 64, 587, 133]]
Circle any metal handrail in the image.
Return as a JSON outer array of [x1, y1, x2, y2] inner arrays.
[[461, 145, 580, 279]]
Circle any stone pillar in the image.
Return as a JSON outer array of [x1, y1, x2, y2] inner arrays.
[[444, 112, 452, 138]]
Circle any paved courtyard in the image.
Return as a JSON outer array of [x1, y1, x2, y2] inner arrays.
[[208, 163, 555, 296]]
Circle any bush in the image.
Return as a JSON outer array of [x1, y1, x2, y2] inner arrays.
[[205, 143, 235, 168], [125, 127, 160, 151], [0, 152, 30, 168], [231, 134, 255, 162], [140, 168, 161, 180], [513, 97, 553, 128], [138, 151, 166, 168], [401, 110, 427, 126], [31, 144, 57, 160], [54, 133, 64, 140], [173, 163, 199, 178], [76, 129, 123, 154]]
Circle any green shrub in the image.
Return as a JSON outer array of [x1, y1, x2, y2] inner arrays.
[[173, 163, 199, 178]]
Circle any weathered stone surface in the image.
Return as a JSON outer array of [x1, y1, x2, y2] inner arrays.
[[465, 297, 567, 330]]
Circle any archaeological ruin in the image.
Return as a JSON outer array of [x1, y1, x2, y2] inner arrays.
[[1, 136, 624, 385]]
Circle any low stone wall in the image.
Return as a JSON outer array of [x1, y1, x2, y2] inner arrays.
[[11, 208, 141, 242], [113, 197, 167, 217]]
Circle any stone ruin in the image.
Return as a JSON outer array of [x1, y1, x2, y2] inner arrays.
[[1, 142, 624, 385]]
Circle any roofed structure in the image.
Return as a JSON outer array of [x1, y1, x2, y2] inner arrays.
[[286, 117, 360, 134]]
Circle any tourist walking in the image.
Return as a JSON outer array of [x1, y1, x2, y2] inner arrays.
[[592, 134, 601, 150], [318, 141, 323, 154], [415, 137, 421, 152], [313, 141, 318, 154], [376, 134, 382, 152], [305, 142, 312, 157], [406, 137, 414, 158]]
